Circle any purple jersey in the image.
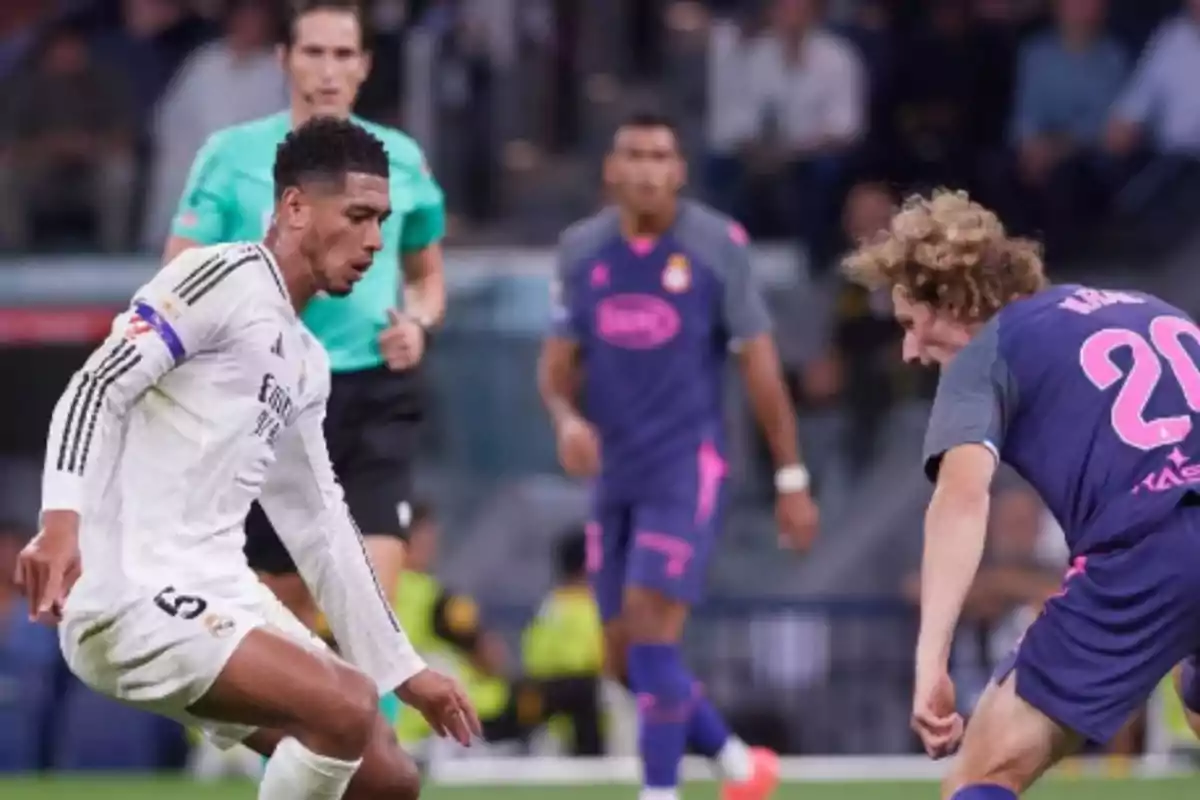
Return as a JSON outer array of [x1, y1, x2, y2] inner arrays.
[[552, 200, 771, 505], [924, 284, 1200, 557]]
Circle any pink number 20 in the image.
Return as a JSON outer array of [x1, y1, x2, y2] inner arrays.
[[1079, 316, 1200, 451]]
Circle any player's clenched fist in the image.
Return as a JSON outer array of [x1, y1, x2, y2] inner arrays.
[[397, 668, 482, 746], [15, 511, 81, 625], [911, 664, 963, 760], [555, 414, 601, 477], [379, 308, 427, 370]]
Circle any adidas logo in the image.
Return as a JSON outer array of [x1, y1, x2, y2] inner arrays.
[[270, 334, 284, 358]]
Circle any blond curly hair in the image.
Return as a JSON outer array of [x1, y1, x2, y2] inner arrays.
[[842, 189, 1047, 321]]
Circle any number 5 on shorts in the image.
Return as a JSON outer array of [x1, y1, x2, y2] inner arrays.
[[153, 586, 209, 620]]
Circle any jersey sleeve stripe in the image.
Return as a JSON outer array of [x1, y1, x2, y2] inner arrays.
[[348, 515, 401, 632], [173, 254, 224, 297], [55, 373, 92, 472], [133, 301, 186, 362], [182, 253, 258, 305], [77, 350, 142, 474], [253, 244, 288, 301], [58, 341, 137, 475]]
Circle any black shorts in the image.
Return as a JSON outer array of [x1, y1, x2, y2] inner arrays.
[[244, 365, 422, 575]]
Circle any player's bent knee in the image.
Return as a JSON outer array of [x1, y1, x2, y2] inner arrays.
[[622, 586, 688, 642], [345, 715, 422, 800], [318, 666, 381, 757]]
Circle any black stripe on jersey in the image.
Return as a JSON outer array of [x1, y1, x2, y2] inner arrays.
[[173, 253, 224, 298], [77, 349, 143, 473], [58, 341, 137, 474], [182, 252, 259, 305], [348, 516, 401, 632], [254, 244, 288, 301]]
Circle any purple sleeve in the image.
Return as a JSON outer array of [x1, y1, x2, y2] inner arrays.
[[922, 318, 1018, 481], [550, 242, 582, 340]]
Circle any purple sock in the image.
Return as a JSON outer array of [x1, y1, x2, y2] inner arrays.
[[628, 643, 692, 789], [688, 682, 731, 757], [950, 785, 1017, 800], [1181, 655, 1200, 713]]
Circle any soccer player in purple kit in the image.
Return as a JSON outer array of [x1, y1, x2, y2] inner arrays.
[[538, 112, 819, 800], [844, 188, 1200, 799]]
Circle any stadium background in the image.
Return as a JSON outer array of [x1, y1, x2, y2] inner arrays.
[[4, 0, 1200, 796]]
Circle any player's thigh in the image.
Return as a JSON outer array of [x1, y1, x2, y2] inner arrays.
[[945, 671, 1081, 798], [247, 708, 421, 800], [588, 506, 633, 627], [622, 500, 718, 640]]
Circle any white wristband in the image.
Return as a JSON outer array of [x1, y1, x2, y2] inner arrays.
[[775, 465, 810, 494]]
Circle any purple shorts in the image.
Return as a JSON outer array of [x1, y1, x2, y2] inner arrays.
[[992, 502, 1200, 744], [585, 481, 726, 622]]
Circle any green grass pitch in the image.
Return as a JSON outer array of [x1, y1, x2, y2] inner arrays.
[[0, 777, 1195, 799]]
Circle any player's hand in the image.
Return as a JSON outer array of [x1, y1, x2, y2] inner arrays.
[[776, 490, 819, 551], [911, 662, 963, 759], [14, 523, 81, 625], [555, 414, 600, 477], [397, 668, 482, 747], [379, 309, 426, 371]]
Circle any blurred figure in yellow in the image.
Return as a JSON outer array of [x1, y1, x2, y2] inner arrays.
[[395, 505, 602, 756], [522, 528, 606, 751]]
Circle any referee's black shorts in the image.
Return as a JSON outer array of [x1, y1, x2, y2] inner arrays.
[[244, 365, 422, 576]]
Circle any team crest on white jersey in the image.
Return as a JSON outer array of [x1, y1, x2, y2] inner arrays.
[[662, 254, 690, 293]]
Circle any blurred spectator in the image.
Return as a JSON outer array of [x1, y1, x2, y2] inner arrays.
[[886, 0, 1014, 192], [0, 521, 60, 772], [828, 181, 900, 470], [0, 23, 136, 252], [986, 0, 1129, 256], [706, 0, 865, 257], [0, 0, 45, 82], [92, 0, 218, 136], [1107, 0, 1200, 157], [395, 505, 601, 756], [142, 0, 285, 247]]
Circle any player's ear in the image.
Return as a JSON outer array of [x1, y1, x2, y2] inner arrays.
[[279, 186, 311, 229], [602, 153, 617, 190], [357, 50, 372, 84], [276, 43, 289, 70]]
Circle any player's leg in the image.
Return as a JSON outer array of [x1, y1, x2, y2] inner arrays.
[[946, 513, 1200, 800], [942, 670, 1081, 799], [244, 502, 321, 631], [245, 712, 420, 800], [624, 499, 767, 800], [1171, 656, 1200, 738]]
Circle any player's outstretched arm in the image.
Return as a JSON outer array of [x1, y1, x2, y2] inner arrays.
[[259, 402, 481, 744]]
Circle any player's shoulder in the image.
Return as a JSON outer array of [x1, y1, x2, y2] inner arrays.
[[351, 116, 427, 172], [674, 199, 749, 256], [199, 113, 289, 163], [557, 207, 621, 266], [151, 242, 281, 313]]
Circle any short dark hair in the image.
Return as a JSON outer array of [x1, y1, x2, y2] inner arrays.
[[555, 528, 588, 580], [273, 116, 389, 200], [281, 0, 371, 50], [617, 111, 680, 139]]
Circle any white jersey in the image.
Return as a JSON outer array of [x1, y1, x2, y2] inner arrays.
[[42, 242, 424, 693]]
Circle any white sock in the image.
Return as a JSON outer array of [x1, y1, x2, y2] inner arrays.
[[258, 736, 362, 800], [639, 789, 680, 800], [716, 736, 754, 782]]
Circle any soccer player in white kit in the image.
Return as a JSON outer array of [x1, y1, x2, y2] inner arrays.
[[13, 117, 479, 800]]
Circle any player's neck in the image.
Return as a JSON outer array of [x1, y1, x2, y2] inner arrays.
[[263, 233, 316, 312], [290, 102, 351, 129], [620, 202, 678, 240]]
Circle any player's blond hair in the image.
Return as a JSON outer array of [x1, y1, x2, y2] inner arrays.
[[842, 188, 1047, 321]]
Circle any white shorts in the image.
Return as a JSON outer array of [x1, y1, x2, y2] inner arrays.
[[59, 580, 328, 749]]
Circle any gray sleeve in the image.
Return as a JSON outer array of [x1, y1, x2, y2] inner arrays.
[[677, 202, 772, 342], [922, 319, 1017, 481], [548, 209, 619, 339]]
